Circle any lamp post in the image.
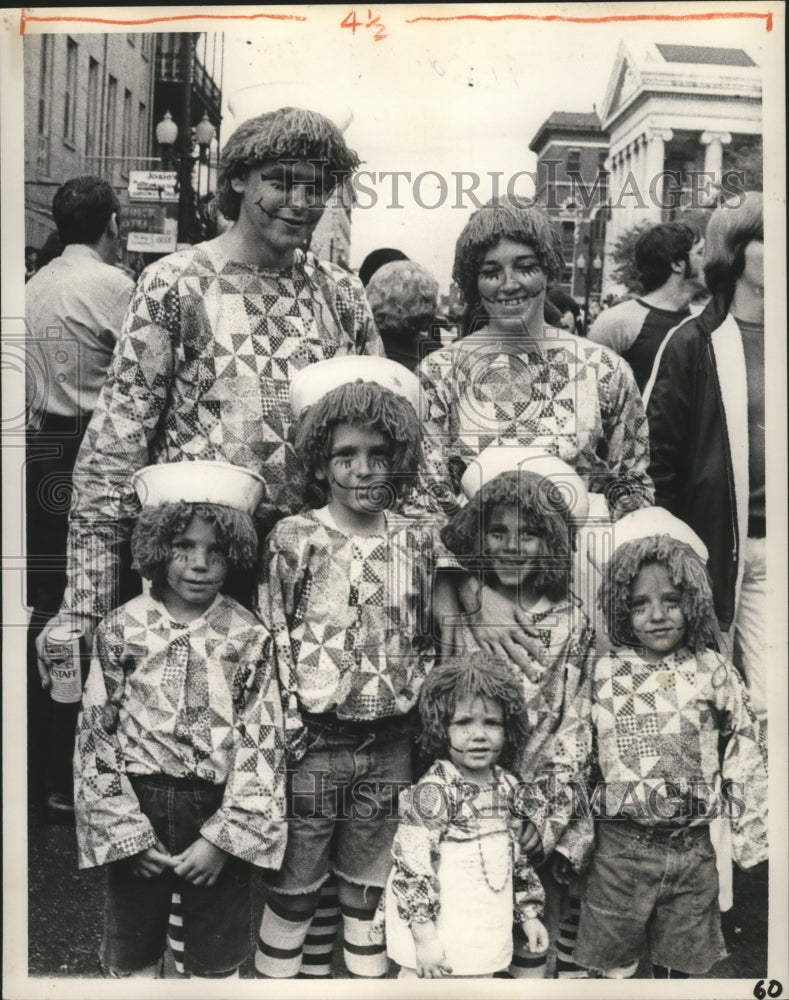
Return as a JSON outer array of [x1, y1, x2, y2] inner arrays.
[[194, 111, 216, 208], [575, 247, 603, 332], [574, 204, 607, 331], [176, 32, 195, 244]]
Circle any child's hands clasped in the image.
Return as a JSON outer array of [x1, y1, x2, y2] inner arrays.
[[171, 836, 228, 886], [412, 921, 453, 978], [521, 916, 549, 955], [130, 839, 177, 878]]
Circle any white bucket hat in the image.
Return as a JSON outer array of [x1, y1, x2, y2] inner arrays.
[[459, 445, 590, 523], [131, 460, 266, 516], [610, 506, 708, 561], [289, 356, 420, 417]]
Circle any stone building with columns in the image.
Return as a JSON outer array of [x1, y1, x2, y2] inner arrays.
[[599, 41, 762, 292]]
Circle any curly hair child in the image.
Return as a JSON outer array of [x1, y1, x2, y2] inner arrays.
[[574, 512, 768, 980], [379, 654, 548, 978], [74, 466, 287, 980]]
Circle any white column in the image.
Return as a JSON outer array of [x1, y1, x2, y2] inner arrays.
[[624, 145, 634, 230], [633, 135, 646, 223], [645, 127, 673, 221], [700, 130, 732, 200]]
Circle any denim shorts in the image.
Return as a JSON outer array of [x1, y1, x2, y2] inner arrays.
[[101, 774, 253, 976], [573, 819, 727, 975], [266, 714, 413, 895]]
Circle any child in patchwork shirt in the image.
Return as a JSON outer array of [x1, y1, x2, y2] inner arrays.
[[573, 507, 768, 979], [73, 461, 287, 979], [380, 654, 548, 978], [255, 356, 440, 979]]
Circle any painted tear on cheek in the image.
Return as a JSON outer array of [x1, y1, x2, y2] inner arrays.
[[254, 197, 278, 219]]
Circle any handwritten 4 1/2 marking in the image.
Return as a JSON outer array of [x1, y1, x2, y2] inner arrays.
[[341, 9, 388, 41]]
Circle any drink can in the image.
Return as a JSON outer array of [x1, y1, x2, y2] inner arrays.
[[46, 625, 85, 704]]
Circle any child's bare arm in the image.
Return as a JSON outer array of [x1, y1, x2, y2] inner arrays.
[[411, 920, 453, 978]]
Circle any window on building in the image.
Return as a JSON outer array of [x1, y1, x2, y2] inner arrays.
[[141, 33, 151, 60], [566, 148, 581, 176], [63, 37, 78, 146], [596, 150, 609, 201], [127, 33, 136, 46], [137, 102, 148, 159], [105, 75, 117, 161], [121, 89, 132, 174], [37, 35, 54, 175], [85, 57, 100, 158], [37, 36, 52, 135]]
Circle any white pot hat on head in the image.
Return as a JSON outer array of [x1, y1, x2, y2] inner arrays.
[[610, 506, 709, 561], [289, 356, 420, 417], [131, 460, 266, 516], [459, 445, 590, 523]]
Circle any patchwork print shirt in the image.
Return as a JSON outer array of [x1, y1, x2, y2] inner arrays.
[[64, 244, 382, 622], [590, 647, 768, 868], [259, 509, 438, 757], [388, 760, 546, 926], [416, 333, 654, 518], [74, 593, 287, 870]]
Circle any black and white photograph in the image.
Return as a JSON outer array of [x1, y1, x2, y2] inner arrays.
[[2, 3, 786, 996]]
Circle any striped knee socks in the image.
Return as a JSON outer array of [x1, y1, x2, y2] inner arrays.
[[255, 895, 316, 978], [555, 896, 588, 978], [300, 877, 341, 978], [341, 901, 388, 978]]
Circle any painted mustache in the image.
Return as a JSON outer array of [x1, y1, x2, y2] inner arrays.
[[254, 198, 311, 224]]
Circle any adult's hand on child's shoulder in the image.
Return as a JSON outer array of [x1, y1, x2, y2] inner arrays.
[[130, 839, 176, 879], [172, 836, 228, 887], [462, 583, 546, 682]]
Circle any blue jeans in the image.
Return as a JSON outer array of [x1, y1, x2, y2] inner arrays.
[[574, 819, 726, 975], [266, 714, 413, 894], [101, 774, 253, 976]]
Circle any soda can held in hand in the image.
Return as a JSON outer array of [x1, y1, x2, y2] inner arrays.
[[46, 625, 85, 704]]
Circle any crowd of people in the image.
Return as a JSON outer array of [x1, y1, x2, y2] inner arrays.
[[24, 105, 768, 981]]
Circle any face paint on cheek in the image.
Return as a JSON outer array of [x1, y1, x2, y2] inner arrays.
[[254, 197, 278, 220], [523, 272, 546, 297]]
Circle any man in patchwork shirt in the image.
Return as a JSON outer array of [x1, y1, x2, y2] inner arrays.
[[37, 106, 382, 674]]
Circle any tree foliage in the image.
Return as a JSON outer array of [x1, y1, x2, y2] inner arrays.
[[723, 137, 763, 193]]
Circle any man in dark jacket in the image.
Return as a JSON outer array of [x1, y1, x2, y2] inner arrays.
[[644, 192, 765, 725]]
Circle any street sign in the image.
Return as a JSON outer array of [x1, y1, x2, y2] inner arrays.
[[128, 171, 178, 203], [126, 231, 177, 253], [123, 204, 167, 232]]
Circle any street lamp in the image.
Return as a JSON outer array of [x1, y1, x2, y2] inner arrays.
[[155, 110, 178, 169], [194, 112, 215, 165], [575, 247, 604, 331], [574, 203, 608, 331]]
